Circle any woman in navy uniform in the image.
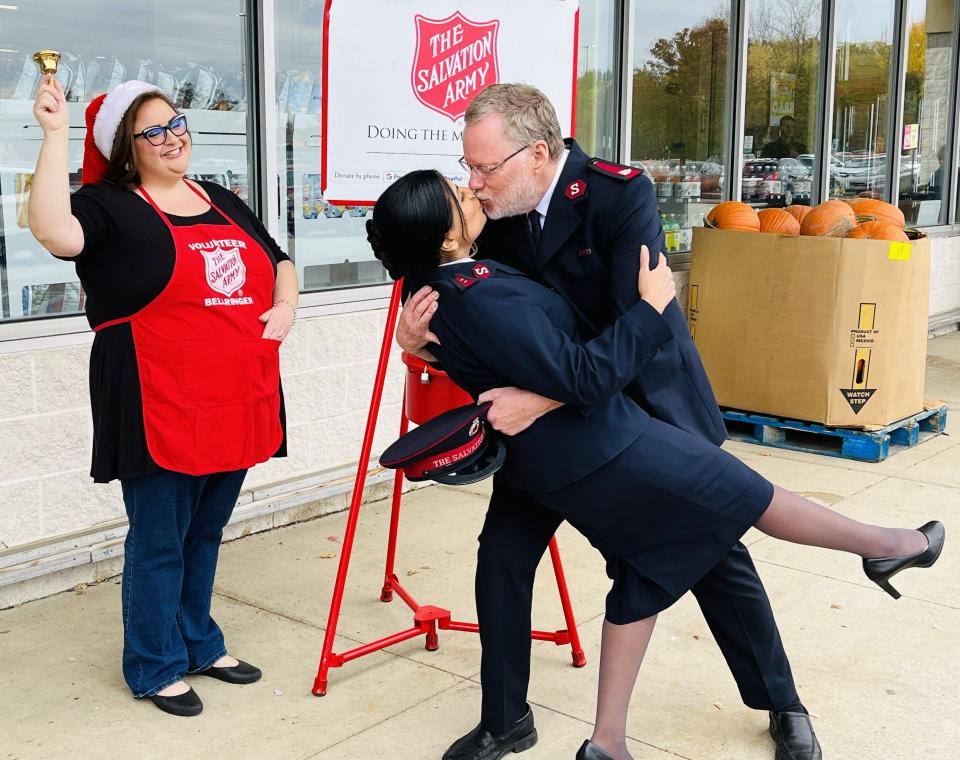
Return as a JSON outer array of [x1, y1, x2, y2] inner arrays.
[[367, 169, 944, 760]]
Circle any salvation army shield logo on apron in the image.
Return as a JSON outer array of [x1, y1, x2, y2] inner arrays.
[[200, 246, 247, 296], [411, 11, 500, 122]]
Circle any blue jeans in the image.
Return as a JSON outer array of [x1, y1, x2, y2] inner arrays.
[[120, 468, 247, 697]]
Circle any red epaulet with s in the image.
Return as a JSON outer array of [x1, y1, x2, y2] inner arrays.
[[451, 262, 494, 292], [588, 158, 644, 182]]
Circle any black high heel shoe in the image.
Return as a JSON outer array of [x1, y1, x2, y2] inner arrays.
[[576, 740, 614, 760], [862, 521, 945, 599]]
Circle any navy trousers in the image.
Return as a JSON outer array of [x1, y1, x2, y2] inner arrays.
[[477, 479, 799, 735]]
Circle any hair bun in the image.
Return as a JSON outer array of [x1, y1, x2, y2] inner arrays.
[[366, 218, 403, 280]]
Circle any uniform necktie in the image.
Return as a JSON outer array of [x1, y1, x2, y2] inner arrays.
[[528, 209, 542, 249]]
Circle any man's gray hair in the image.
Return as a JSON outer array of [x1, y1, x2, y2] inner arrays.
[[465, 84, 565, 160]]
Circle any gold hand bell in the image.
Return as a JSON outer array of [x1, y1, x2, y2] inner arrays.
[[32, 50, 62, 76]]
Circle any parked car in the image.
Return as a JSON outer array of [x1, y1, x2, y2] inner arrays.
[[834, 154, 920, 195]]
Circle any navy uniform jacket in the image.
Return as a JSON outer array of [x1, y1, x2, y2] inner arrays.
[[477, 139, 727, 445], [404, 259, 673, 492]]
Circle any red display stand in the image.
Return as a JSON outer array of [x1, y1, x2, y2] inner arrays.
[[312, 280, 586, 696]]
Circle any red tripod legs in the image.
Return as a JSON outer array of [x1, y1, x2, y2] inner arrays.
[[549, 538, 587, 668], [312, 279, 586, 696]]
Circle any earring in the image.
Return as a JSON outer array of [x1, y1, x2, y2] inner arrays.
[[124, 162, 132, 171]]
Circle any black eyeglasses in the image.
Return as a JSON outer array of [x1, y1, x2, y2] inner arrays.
[[134, 114, 188, 146], [458, 145, 529, 178]]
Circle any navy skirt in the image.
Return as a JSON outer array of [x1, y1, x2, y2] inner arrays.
[[532, 417, 774, 624]]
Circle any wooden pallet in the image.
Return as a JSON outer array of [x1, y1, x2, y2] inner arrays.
[[721, 405, 949, 463]]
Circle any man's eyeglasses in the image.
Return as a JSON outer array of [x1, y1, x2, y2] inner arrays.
[[458, 145, 529, 178], [134, 114, 188, 146]]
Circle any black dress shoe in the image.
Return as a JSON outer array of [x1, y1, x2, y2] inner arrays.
[[147, 686, 203, 717], [576, 740, 614, 760], [194, 659, 262, 684], [863, 521, 945, 599], [442, 706, 537, 760], [769, 711, 821, 760]]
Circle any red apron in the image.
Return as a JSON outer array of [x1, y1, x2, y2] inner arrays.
[[95, 181, 282, 475]]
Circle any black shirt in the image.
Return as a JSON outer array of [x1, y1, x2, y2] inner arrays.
[[67, 180, 289, 483], [759, 138, 807, 159]]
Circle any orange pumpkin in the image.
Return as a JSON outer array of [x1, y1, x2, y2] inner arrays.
[[845, 220, 909, 242], [785, 204, 812, 225], [758, 208, 801, 235], [846, 198, 906, 229], [800, 200, 858, 237], [705, 201, 761, 232]]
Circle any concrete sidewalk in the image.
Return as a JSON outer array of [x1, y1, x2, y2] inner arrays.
[[2, 332, 959, 760]]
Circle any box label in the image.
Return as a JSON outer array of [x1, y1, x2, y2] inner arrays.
[[840, 303, 878, 413], [687, 284, 699, 339], [888, 242, 912, 261], [849, 302, 878, 347]]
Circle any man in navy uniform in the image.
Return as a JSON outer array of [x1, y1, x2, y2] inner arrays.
[[398, 84, 821, 760]]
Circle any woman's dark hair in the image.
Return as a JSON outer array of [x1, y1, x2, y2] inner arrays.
[[367, 169, 466, 280], [102, 91, 184, 190]]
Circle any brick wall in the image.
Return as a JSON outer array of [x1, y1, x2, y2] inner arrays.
[[0, 307, 404, 553], [929, 235, 960, 331]]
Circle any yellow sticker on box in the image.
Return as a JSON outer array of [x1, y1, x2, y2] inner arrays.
[[888, 242, 911, 261]]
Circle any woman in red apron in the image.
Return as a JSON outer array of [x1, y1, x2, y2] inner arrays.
[[30, 77, 298, 716]]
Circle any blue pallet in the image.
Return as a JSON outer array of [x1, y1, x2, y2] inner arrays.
[[721, 405, 949, 463]]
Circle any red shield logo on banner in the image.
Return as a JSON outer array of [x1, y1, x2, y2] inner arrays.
[[200, 247, 246, 297], [411, 11, 500, 122]]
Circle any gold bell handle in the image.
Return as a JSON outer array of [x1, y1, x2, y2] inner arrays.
[[32, 50, 62, 78]]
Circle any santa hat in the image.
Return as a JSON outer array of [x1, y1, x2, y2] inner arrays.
[[82, 80, 162, 185]]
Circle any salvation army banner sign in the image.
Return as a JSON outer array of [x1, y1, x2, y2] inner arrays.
[[321, 0, 580, 204], [412, 13, 501, 121]]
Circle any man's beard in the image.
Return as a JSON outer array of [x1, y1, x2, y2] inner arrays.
[[478, 172, 544, 220]]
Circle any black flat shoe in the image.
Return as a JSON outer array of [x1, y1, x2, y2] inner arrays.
[[576, 740, 614, 760], [769, 711, 821, 760], [863, 521, 945, 599], [442, 706, 537, 760], [195, 659, 262, 684], [147, 686, 203, 717]]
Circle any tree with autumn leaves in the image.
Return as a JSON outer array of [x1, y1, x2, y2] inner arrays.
[[624, 2, 919, 166]]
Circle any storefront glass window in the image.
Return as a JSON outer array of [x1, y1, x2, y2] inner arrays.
[[274, 0, 387, 293], [576, 0, 619, 157], [829, 0, 896, 201], [630, 2, 733, 254], [743, 0, 822, 209], [0, 0, 253, 322], [899, 0, 956, 226]]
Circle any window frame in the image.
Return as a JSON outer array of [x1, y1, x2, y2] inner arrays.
[[940, 0, 960, 224]]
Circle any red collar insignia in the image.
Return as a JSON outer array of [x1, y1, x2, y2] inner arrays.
[[453, 274, 477, 291], [565, 179, 586, 199]]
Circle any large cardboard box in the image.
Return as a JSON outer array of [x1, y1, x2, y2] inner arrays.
[[687, 226, 930, 428]]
